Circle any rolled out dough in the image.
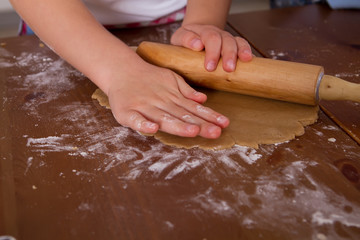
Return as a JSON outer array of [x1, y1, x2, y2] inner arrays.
[[92, 88, 318, 150]]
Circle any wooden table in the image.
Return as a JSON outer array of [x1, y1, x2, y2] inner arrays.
[[228, 3, 360, 143], [1, 4, 360, 240]]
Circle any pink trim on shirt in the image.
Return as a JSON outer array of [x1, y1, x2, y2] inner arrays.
[[105, 7, 186, 29], [19, 21, 28, 35]]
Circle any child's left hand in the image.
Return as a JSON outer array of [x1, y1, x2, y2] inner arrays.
[[171, 24, 253, 72]]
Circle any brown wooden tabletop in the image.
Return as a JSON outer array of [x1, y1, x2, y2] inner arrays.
[[228, 3, 360, 144], [1, 14, 360, 240]]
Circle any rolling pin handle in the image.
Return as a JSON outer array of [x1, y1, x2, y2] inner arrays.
[[319, 75, 360, 103]]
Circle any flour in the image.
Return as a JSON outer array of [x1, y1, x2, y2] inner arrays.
[[26, 135, 75, 152], [217, 160, 360, 235], [25, 157, 34, 175], [25, 99, 264, 181], [164, 221, 175, 230], [23, 93, 265, 180], [335, 72, 360, 78], [164, 159, 202, 180], [189, 187, 235, 218], [312, 211, 360, 228], [0, 47, 15, 67], [78, 202, 93, 212], [314, 130, 324, 136], [0, 47, 12, 58], [236, 146, 262, 165], [14, 41, 359, 237], [322, 125, 339, 131], [9, 51, 84, 115], [22, 60, 76, 91], [148, 153, 184, 175], [0, 59, 13, 68], [267, 49, 288, 60]]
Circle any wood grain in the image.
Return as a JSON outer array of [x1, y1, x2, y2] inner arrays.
[[0, 21, 359, 240], [228, 3, 360, 144]]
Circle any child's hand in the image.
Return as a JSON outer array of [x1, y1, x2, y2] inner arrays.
[[10, 0, 232, 139], [107, 60, 229, 138], [171, 24, 252, 72]]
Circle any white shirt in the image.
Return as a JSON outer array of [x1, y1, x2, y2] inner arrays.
[[83, 0, 187, 25]]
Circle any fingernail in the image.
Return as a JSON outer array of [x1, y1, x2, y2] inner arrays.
[[208, 125, 221, 138], [144, 121, 158, 131], [193, 90, 202, 96], [190, 39, 202, 50], [217, 115, 229, 126], [242, 49, 252, 56], [186, 125, 199, 135], [226, 60, 236, 71], [206, 61, 217, 71]]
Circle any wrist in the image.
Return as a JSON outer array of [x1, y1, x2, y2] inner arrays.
[[91, 46, 145, 96], [182, 0, 231, 29]]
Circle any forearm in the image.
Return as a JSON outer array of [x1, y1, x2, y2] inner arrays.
[[183, 0, 232, 28], [10, 0, 231, 139], [10, 0, 140, 95]]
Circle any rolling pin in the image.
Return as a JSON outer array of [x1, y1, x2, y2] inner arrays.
[[136, 41, 360, 106]]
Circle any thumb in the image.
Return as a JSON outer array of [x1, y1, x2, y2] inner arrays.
[[171, 27, 204, 51], [173, 73, 207, 104]]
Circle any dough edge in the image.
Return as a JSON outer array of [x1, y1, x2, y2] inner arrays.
[[91, 88, 318, 150]]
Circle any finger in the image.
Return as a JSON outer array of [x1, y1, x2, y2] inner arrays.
[[170, 27, 204, 51], [235, 37, 253, 62], [177, 97, 230, 129], [220, 33, 238, 72], [174, 73, 207, 103], [201, 30, 222, 71], [176, 112, 223, 139], [143, 90, 224, 139], [113, 110, 159, 134], [117, 105, 201, 137], [150, 109, 200, 137], [194, 103, 230, 129], [172, 74, 225, 138], [183, 25, 227, 71], [181, 114, 223, 139], [172, 74, 230, 128], [158, 100, 223, 139]]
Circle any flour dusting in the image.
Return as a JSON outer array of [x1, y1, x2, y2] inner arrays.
[[267, 49, 288, 60], [189, 187, 235, 218], [25, 157, 34, 175], [26, 135, 75, 153], [0, 59, 13, 68], [236, 146, 262, 164], [312, 211, 360, 228], [12, 44, 359, 237], [335, 72, 360, 78], [9, 51, 84, 115], [322, 125, 339, 131], [24, 100, 264, 181], [213, 160, 360, 235]]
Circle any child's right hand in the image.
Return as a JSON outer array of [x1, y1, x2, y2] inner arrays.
[[106, 59, 230, 139]]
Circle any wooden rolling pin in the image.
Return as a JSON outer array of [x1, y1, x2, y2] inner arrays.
[[136, 41, 360, 106]]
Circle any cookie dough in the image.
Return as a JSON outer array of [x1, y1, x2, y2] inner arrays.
[[92, 88, 318, 149]]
